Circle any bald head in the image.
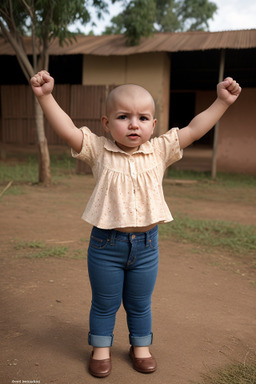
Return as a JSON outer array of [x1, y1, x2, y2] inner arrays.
[[106, 84, 155, 116]]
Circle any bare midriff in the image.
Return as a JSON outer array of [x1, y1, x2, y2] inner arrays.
[[114, 223, 159, 233]]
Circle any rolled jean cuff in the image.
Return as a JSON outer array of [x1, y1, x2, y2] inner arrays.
[[88, 332, 114, 347], [129, 332, 153, 347]]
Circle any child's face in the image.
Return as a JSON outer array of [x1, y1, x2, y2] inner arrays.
[[102, 85, 157, 154]]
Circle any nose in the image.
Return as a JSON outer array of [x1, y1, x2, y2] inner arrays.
[[129, 117, 139, 129]]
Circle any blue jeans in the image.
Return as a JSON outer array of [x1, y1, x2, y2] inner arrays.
[[87, 225, 159, 348]]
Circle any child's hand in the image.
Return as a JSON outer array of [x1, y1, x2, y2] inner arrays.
[[30, 70, 54, 97], [217, 77, 241, 106]]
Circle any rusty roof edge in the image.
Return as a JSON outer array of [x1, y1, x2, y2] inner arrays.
[[1, 29, 256, 56]]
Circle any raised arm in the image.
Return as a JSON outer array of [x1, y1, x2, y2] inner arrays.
[[177, 77, 242, 150], [30, 70, 83, 153]]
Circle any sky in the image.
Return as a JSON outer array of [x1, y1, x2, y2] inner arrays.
[[75, 0, 256, 35], [208, 0, 256, 31]]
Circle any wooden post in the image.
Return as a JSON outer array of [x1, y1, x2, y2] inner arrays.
[[211, 49, 225, 180]]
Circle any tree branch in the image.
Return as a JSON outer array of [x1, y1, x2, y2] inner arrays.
[[20, 0, 34, 18], [22, 0, 38, 70], [0, 19, 35, 79]]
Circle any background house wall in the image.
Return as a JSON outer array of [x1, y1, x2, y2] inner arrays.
[[195, 88, 256, 175], [82, 52, 170, 136], [217, 88, 256, 175]]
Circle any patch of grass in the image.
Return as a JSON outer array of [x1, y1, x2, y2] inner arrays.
[[0, 156, 38, 183], [168, 169, 212, 181], [14, 240, 46, 250], [197, 354, 256, 384], [168, 169, 256, 188], [50, 154, 76, 179], [0, 153, 76, 185], [29, 246, 68, 259], [214, 172, 256, 188], [71, 249, 86, 259], [3, 185, 25, 196], [13, 240, 86, 259], [14, 240, 68, 258], [159, 216, 256, 255]]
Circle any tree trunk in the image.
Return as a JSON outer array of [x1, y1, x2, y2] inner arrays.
[[211, 49, 226, 180], [0, 14, 53, 185], [34, 96, 52, 185]]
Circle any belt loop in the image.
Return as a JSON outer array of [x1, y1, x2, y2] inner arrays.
[[145, 230, 150, 246], [110, 230, 116, 246]]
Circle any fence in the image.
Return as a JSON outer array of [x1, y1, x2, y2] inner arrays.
[[0, 84, 112, 144], [0, 84, 114, 173]]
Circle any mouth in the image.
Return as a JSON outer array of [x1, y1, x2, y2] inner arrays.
[[128, 133, 140, 138]]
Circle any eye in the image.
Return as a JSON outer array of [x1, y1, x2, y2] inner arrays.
[[117, 115, 127, 120], [140, 116, 149, 121]]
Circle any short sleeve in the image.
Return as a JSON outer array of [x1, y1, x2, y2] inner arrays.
[[151, 128, 183, 167], [71, 126, 104, 166]]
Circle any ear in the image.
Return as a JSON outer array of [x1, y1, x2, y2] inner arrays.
[[101, 115, 110, 133], [152, 118, 157, 134]]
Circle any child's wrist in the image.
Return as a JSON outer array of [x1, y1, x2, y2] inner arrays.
[[216, 97, 230, 109], [37, 92, 53, 100]]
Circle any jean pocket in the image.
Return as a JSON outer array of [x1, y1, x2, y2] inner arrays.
[[89, 235, 109, 249], [149, 232, 159, 250]]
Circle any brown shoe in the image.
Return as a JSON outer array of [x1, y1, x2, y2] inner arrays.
[[89, 352, 112, 378], [129, 347, 157, 373]]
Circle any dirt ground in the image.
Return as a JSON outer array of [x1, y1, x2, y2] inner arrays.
[[0, 174, 256, 384]]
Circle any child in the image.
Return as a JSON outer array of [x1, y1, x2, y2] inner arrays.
[[30, 71, 241, 378]]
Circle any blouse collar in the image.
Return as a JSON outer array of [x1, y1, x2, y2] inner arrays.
[[104, 139, 153, 155]]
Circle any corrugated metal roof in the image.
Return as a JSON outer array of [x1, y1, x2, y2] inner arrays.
[[1, 29, 256, 56]]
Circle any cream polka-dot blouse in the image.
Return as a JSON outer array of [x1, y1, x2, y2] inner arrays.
[[71, 127, 183, 229]]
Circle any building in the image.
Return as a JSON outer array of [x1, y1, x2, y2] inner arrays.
[[1, 29, 256, 175]]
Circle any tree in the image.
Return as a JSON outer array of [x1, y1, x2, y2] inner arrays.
[[172, 0, 218, 31], [0, 0, 108, 185], [105, 0, 156, 45], [104, 0, 217, 45]]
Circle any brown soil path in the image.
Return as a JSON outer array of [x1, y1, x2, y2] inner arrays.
[[0, 175, 255, 384]]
